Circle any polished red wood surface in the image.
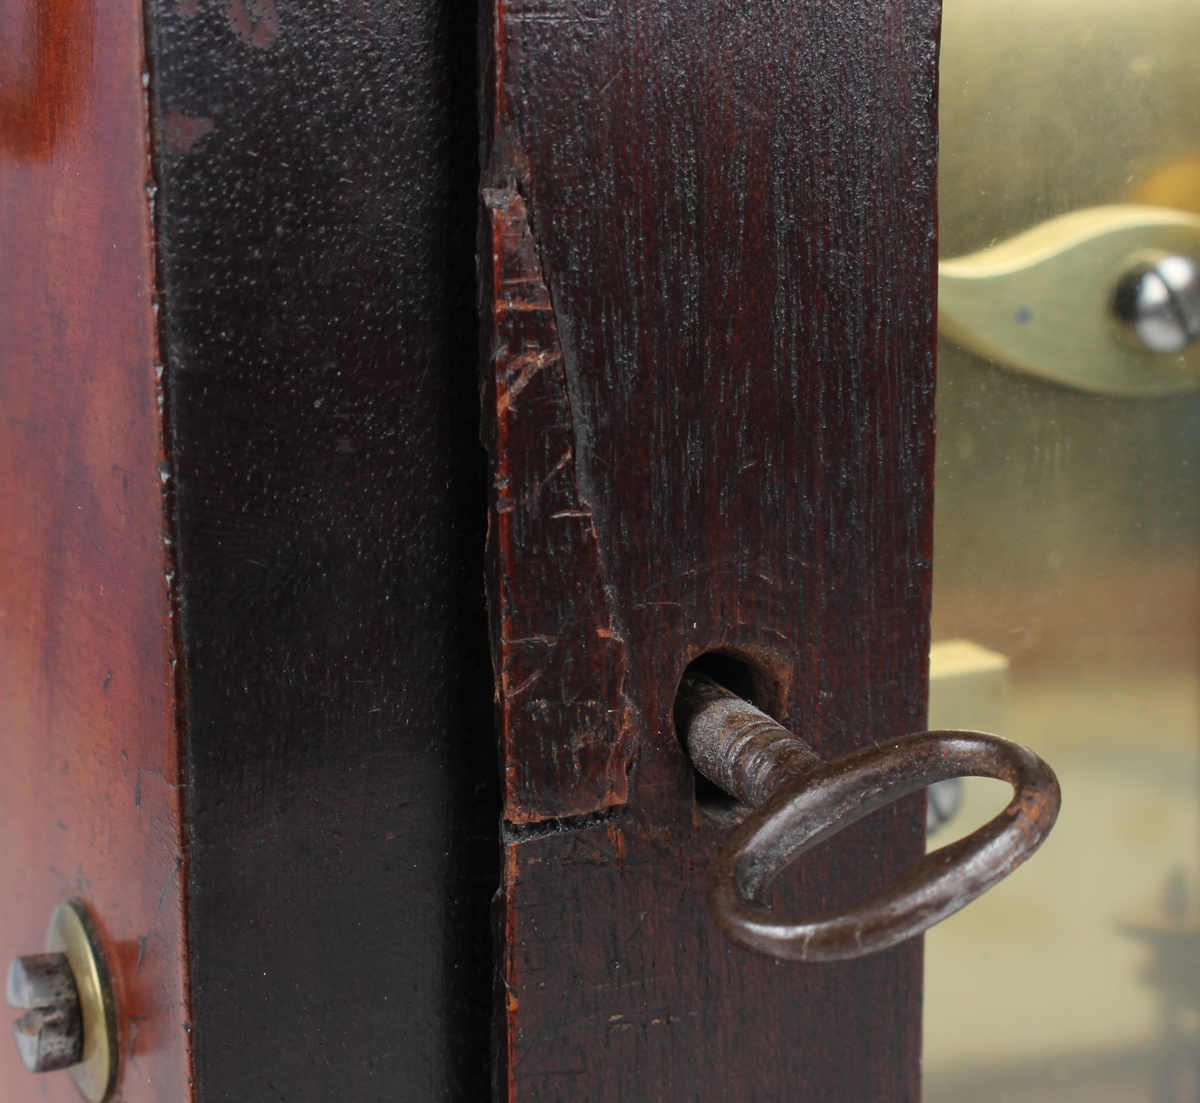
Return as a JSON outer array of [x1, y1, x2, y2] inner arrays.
[[0, 0, 92, 157], [0, 0, 192, 1097]]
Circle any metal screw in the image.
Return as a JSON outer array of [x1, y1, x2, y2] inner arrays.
[[926, 776, 965, 836], [7, 953, 83, 1073], [1113, 255, 1200, 354]]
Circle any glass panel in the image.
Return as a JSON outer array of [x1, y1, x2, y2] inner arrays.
[[926, 2, 1200, 1100]]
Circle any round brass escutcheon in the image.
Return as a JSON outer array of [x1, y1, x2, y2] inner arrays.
[[45, 900, 118, 1103]]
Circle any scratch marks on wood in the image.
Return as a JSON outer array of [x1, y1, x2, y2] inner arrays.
[[483, 186, 637, 823], [503, 0, 613, 25], [134, 765, 179, 809], [482, 0, 938, 1085], [138, 856, 183, 970]]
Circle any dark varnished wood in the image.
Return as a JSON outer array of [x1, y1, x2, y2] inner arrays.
[[483, 0, 940, 1097], [145, 0, 496, 1098], [484, 186, 636, 823], [0, 0, 191, 1097]]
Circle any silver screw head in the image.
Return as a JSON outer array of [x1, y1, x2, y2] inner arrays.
[[926, 776, 965, 836], [1114, 254, 1200, 354], [7, 953, 83, 1073]]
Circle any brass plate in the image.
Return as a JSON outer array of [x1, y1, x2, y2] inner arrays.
[[939, 205, 1200, 396], [45, 900, 118, 1103]]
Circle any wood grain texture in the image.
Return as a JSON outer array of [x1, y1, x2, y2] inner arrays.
[[0, 0, 192, 1097], [0, 0, 94, 157], [482, 0, 941, 1096], [145, 0, 496, 1098], [484, 186, 635, 822]]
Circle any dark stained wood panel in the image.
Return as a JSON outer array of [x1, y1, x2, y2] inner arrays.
[[145, 0, 497, 1098], [0, 0, 192, 1097], [482, 0, 941, 1096]]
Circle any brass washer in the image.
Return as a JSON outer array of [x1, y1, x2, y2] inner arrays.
[[45, 900, 118, 1103]]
